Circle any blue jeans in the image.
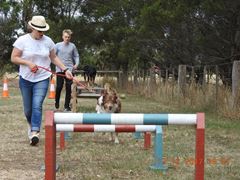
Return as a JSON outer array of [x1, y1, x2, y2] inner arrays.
[[19, 76, 49, 132]]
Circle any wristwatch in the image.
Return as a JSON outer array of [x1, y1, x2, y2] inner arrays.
[[63, 68, 69, 73]]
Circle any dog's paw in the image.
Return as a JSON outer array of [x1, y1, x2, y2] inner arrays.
[[114, 138, 119, 144], [109, 136, 113, 142]]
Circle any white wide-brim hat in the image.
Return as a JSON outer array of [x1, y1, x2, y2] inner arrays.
[[28, 15, 50, 31]]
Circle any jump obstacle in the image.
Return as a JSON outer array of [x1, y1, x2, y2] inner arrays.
[[58, 124, 153, 150], [45, 111, 205, 180]]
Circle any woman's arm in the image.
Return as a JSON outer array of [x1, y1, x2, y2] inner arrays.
[[11, 47, 36, 70]]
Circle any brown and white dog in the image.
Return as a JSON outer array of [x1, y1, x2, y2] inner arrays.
[[96, 83, 121, 143]]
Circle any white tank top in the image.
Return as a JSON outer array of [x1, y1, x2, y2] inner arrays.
[[13, 33, 55, 82]]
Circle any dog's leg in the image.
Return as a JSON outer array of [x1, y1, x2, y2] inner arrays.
[[84, 73, 87, 82], [114, 133, 119, 144], [89, 76, 94, 87], [93, 75, 96, 84], [109, 132, 114, 141]]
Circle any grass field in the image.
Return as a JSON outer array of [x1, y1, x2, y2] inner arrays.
[[0, 84, 240, 180]]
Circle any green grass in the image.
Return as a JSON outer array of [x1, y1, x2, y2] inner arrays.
[[0, 87, 239, 179], [72, 93, 240, 179], [207, 116, 240, 131]]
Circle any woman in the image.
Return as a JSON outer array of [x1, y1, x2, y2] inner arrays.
[[11, 15, 73, 146]]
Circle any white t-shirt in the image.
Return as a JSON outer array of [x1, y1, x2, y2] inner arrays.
[[13, 34, 55, 82]]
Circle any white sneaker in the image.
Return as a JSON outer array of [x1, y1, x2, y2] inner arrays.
[[30, 132, 39, 146], [64, 107, 71, 112]]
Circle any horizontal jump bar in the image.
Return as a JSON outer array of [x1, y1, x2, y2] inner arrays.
[[56, 124, 158, 132], [54, 113, 197, 125]]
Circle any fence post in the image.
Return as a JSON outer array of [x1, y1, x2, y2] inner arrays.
[[215, 66, 219, 112], [165, 68, 169, 84], [150, 68, 156, 96], [178, 65, 187, 97], [203, 66, 207, 88], [203, 66, 208, 103], [191, 66, 195, 84], [118, 71, 123, 89], [133, 69, 138, 87], [232, 60, 240, 108], [171, 68, 176, 100]]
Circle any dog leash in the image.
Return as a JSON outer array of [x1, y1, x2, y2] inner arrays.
[[35, 65, 95, 92]]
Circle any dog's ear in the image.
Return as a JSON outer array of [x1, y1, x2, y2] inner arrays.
[[102, 94, 107, 104], [102, 91, 108, 104]]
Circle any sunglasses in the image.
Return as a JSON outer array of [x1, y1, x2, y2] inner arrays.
[[37, 30, 44, 33]]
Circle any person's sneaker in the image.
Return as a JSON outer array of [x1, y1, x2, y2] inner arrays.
[[55, 103, 59, 109], [64, 107, 71, 112], [30, 132, 39, 146]]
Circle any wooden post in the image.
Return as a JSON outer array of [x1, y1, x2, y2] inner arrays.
[[203, 66, 207, 88], [142, 69, 145, 83], [60, 132, 65, 151], [159, 69, 162, 84], [178, 65, 187, 97], [171, 68, 175, 100], [118, 71, 123, 89], [150, 68, 156, 95], [165, 68, 169, 84], [203, 66, 207, 103], [133, 69, 138, 87], [215, 66, 219, 112], [232, 60, 240, 108], [191, 66, 195, 84], [147, 70, 151, 97], [144, 132, 151, 150]]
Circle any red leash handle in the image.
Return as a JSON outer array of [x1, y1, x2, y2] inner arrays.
[[36, 66, 94, 92]]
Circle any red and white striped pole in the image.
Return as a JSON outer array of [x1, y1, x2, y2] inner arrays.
[[57, 124, 156, 150], [45, 111, 56, 180]]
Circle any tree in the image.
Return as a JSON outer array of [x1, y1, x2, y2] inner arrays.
[[0, 0, 21, 73]]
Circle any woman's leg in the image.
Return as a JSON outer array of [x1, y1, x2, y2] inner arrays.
[[19, 76, 33, 125], [31, 78, 49, 132]]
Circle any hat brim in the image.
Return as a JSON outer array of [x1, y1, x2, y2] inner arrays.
[[28, 21, 50, 31]]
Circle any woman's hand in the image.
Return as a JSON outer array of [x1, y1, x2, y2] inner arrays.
[[28, 62, 38, 73], [30, 65, 38, 73], [65, 69, 73, 79]]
